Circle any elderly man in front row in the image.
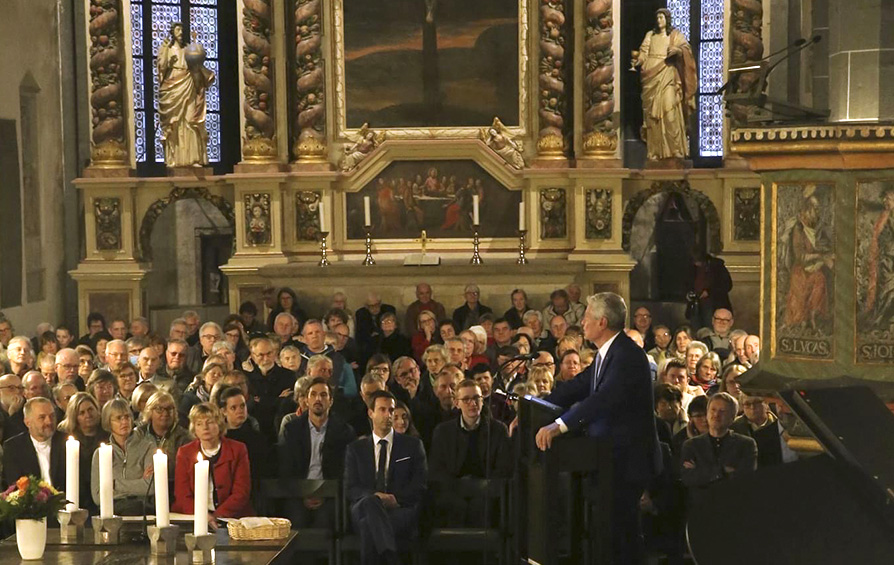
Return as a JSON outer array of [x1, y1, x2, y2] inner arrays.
[[534, 292, 661, 565], [3, 397, 66, 488]]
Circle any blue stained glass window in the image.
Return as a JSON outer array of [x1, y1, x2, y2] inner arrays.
[[205, 60, 220, 112], [132, 58, 145, 109], [131, 3, 143, 57], [698, 41, 724, 94], [701, 0, 724, 40], [150, 5, 181, 57], [153, 111, 164, 163], [667, 0, 691, 41], [699, 94, 724, 156], [135, 110, 146, 163], [189, 7, 218, 59], [206, 113, 221, 162]]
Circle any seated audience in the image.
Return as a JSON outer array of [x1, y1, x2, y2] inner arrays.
[[744, 334, 760, 365], [713, 363, 746, 401], [503, 289, 529, 330], [344, 390, 427, 565], [469, 363, 513, 425], [692, 352, 722, 393], [174, 403, 253, 520], [90, 398, 154, 515], [453, 284, 492, 331], [133, 390, 190, 477], [113, 362, 138, 402], [731, 395, 796, 468], [3, 397, 65, 489], [557, 349, 582, 383], [52, 382, 77, 417], [681, 393, 757, 505], [696, 308, 735, 359], [411, 310, 439, 363], [669, 326, 693, 362], [297, 320, 357, 398], [180, 361, 225, 426], [632, 307, 656, 351], [278, 377, 356, 526], [86, 369, 118, 409], [543, 288, 582, 327], [421, 344, 447, 390], [438, 319, 456, 343], [130, 382, 158, 417], [648, 325, 672, 365], [433, 366, 463, 423], [671, 395, 708, 460], [244, 336, 296, 442], [527, 365, 555, 397], [59, 392, 108, 512], [375, 312, 412, 362], [404, 283, 447, 336], [393, 400, 419, 437], [654, 383, 688, 443], [356, 292, 396, 354], [459, 330, 488, 370], [684, 341, 708, 382]]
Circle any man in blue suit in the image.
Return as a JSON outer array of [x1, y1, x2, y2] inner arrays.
[[344, 390, 427, 565], [535, 292, 661, 565]]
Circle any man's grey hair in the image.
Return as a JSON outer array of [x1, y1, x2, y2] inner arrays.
[[729, 329, 748, 342], [275, 312, 298, 327], [8, 336, 33, 352], [106, 339, 127, 351], [212, 341, 235, 354], [391, 356, 417, 377], [199, 321, 222, 336], [126, 336, 149, 350], [708, 391, 739, 415], [23, 396, 53, 419], [170, 317, 187, 330], [132, 316, 150, 328], [585, 293, 627, 332], [183, 310, 199, 320]]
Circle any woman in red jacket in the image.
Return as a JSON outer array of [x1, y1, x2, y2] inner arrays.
[[173, 403, 253, 522]]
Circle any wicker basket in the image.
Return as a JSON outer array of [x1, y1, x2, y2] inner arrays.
[[227, 517, 291, 540]]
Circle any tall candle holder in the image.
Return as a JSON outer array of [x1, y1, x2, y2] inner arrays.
[[362, 226, 376, 266], [91, 515, 123, 544], [470, 225, 483, 265], [57, 508, 89, 543], [318, 231, 331, 266], [517, 229, 528, 264]]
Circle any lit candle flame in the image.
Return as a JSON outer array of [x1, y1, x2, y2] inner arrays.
[[197, 453, 203, 463]]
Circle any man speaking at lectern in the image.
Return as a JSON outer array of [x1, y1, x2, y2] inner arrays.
[[535, 292, 660, 565]]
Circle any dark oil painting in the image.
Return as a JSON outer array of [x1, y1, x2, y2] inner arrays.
[[343, 0, 520, 128], [345, 160, 521, 240], [855, 180, 894, 363]]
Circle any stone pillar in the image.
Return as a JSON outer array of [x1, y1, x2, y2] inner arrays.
[[576, 0, 620, 166], [239, 0, 280, 167], [536, 0, 570, 165], [85, 0, 130, 175], [291, 0, 329, 167], [828, 0, 894, 121]]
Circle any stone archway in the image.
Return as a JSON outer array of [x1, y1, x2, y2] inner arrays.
[[621, 180, 722, 254], [138, 186, 236, 261]]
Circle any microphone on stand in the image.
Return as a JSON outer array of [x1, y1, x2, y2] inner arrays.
[[136, 469, 155, 543]]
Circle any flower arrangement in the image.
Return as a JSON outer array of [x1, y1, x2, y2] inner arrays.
[[0, 476, 68, 521]]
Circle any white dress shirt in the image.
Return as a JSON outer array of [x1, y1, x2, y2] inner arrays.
[[371, 428, 395, 479], [30, 436, 53, 486], [555, 330, 621, 433]]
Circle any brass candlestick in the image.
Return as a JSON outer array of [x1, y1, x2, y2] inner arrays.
[[517, 229, 528, 264], [362, 226, 376, 265], [318, 231, 331, 266], [470, 226, 483, 265]]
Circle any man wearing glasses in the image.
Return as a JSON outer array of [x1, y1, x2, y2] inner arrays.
[[186, 321, 223, 375], [5, 337, 34, 377], [428, 379, 512, 525], [55, 348, 85, 391], [696, 308, 736, 359], [0, 373, 26, 441], [452, 284, 492, 332]]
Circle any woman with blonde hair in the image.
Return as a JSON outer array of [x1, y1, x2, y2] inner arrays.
[[173, 403, 253, 521], [411, 310, 440, 362], [59, 392, 107, 513], [133, 390, 191, 477], [527, 365, 555, 397], [91, 398, 154, 515]]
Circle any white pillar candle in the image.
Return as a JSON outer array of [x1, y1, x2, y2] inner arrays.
[[194, 453, 209, 536], [98, 443, 114, 518], [364, 196, 371, 227], [153, 449, 170, 528], [318, 200, 327, 233], [65, 436, 79, 511], [519, 201, 526, 231], [473, 195, 480, 226]]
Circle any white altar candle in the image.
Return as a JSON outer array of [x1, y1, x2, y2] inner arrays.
[[364, 196, 371, 227], [194, 453, 209, 536], [153, 449, 170, 528], [318, 200, 327, 233], [65, 436, 79, 511], [98, 443, 114, 518], [519, 202, 526, 231], [473, 195, 480, 226]]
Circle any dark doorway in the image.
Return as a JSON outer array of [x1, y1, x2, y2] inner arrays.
[[198, 229, 231, 306]]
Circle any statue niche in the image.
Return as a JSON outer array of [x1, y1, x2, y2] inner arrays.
[[156, 22, 216, 168]]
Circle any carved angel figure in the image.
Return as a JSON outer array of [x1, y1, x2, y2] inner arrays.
[[340, 123, 385, 172], [481, 117, 525, 169]]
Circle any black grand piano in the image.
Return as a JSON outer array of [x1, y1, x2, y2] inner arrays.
[[687, 369, 894, 564]]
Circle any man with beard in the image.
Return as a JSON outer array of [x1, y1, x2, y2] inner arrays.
[[0, 374, 26, 442], [245, 337, 296, 443], [279, 377, 356, 527], [3, 397, 66, 488]]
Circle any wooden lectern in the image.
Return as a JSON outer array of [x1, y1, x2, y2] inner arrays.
[[515, 394, 613, 565]]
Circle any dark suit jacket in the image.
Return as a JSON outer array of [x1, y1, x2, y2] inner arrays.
[[452, 303, 493, 332], [279, 413, 356, 480], [428, 416, 512, 481], [355, 304, 397, 348], [344, 432, 427, 509], [546, 331, 661, 485], [680, 431, 757, 490], [2, 431, 66, 489]]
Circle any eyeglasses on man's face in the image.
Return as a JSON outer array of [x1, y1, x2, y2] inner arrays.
[[457, 395, 483, 405]]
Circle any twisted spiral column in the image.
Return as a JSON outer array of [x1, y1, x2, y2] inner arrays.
[[292, 0, 327, 163], [536, 0, 569, 160], [87, 0, 129, 169], [581, 0, 617, 156], [241, 0, 278, 162]]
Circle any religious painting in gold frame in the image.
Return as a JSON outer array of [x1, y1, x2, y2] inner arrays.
[[770, 182, 836, 362], [333, 0, 529, 139], [854, 179, 894, 365]]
